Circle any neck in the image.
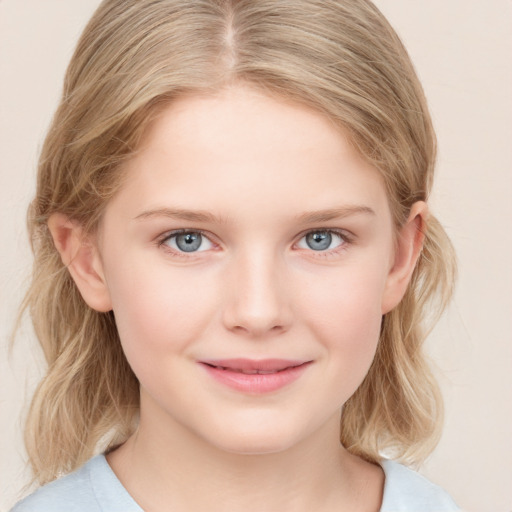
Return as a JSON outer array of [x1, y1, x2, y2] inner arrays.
[[107, 403, 383, 512]]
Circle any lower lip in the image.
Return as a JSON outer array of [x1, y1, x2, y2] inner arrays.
[[200, 362, 311, 394]]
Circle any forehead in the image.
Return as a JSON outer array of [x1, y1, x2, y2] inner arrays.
[[108, 85, 391, 225]]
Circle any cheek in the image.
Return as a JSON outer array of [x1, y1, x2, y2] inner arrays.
[[301, 265, 386, 383], [304, 261, 386, 332], [106, 259, 217, 373]]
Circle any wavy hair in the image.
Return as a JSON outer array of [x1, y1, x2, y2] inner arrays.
[[21, 0, 456, 484]]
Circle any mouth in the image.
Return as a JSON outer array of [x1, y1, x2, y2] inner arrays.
[[208, 367, 288, 375], [198, 359, 312, 393]]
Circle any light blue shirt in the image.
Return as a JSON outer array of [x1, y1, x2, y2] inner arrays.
[[11, 455, 459, 511]]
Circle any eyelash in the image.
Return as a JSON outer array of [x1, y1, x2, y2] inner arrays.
[[157, 228, 353, 259], [157, 229, 215, 259], [295, 229, 353, 258]]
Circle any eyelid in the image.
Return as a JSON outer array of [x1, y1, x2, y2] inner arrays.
[[297, 227, 352, 239], [294, 228, 353, 253], [156, 227, 354, 258], [157, 229, 218, 255]]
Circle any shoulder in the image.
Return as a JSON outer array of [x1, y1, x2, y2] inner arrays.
[[380, 459, 460, 512], [10, 455, 142, 512], [10, 458, 99, 512]]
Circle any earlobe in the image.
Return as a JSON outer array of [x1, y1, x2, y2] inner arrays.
[[381, 201, 427, 314], [47, 213, 112, 312]]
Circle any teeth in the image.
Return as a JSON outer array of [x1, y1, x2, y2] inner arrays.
[[215, 366, 280, 375], [241, 369, 279, 374]]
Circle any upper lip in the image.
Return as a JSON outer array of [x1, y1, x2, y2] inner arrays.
[[199, 358, 310, 373]]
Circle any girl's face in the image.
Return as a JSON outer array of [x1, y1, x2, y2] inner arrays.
[[89, 85, 419, 454]]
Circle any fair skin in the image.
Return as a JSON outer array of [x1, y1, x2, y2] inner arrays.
[[49, 85, 426, 512]]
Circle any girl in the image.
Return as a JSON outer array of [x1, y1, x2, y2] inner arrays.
[[12, 0, 459, 510]]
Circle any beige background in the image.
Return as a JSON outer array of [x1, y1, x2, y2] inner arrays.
[[1, 1, 511, 511]]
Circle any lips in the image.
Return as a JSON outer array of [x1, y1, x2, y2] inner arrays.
[[199, 358, 311, 393], [217, 368, 280, 375]]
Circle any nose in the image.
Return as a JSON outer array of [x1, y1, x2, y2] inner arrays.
[[222, 249, 292, 338]]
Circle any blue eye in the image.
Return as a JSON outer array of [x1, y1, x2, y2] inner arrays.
[[162, 231, 213, 253], [297, 230, 346, 252]]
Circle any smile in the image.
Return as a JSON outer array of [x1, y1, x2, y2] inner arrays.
[[210, 367, 285, 375], [199, 359, 312, 394]]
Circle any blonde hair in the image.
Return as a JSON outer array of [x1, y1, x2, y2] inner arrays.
[[22, 0, 456, 484]]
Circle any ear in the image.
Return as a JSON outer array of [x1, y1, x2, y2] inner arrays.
[[381, 201, 427, 314], [47, 213, 112, 312]]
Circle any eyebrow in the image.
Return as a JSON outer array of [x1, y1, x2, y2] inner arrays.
[[294, 205, 376, 223], [134, 208, 229, 223], [134, 205, 375, 224]]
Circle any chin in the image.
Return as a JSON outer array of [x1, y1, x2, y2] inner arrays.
[[201, 420, 308, 457], [215, 437, 296, 457]]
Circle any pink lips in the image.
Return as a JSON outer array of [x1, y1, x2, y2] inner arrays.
[[199, 358, 311, 394]]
